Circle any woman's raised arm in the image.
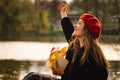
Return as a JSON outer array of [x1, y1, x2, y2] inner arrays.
[[58, 4, 74, 42]]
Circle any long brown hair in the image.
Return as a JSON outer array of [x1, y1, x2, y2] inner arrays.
[[69, 25, 110, 68]]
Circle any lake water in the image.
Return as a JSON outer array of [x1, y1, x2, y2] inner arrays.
[[0, 42, 120, 80]]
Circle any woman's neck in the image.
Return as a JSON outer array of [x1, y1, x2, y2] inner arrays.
[[78, 37, 84, 48]]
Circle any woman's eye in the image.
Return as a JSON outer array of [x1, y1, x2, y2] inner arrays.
[[78, 22, 81, 25]]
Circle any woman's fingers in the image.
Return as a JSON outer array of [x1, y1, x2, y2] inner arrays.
[[51, 60, 64, 76], [56, 60, 61, 69], [57, 3, 68, 18], [57, 5, 62, 11], [57, 4, 67, 12]]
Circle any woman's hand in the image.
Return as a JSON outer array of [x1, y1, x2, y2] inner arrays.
[[57, 3, 68, 18], [52, 60, 64, 76]]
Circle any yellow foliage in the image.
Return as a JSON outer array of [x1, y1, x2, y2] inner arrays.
[[0, 0, 3, 5], [46, 46, 67, 68]]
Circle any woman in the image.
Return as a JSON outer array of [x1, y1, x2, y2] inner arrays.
[[52, 4, 110, 80], [23, 4, 110, 80]]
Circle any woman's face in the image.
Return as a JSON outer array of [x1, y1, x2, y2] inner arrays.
[[72, 19, 85, 37]]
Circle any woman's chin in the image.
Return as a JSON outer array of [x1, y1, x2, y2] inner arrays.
[[72, 33, 74, 36], [72, 34, 78, 37], [73, 34, 82, 38], [72, 32, 80, 37]]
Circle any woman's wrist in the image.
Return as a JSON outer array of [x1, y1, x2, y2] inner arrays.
[[60, 12, 67, 19], [59, 71, 64, 76]]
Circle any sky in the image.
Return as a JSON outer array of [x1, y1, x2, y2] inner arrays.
[[65, 0, 73, 4]]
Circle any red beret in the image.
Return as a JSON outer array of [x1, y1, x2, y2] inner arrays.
[[80, 13, 101, 39]]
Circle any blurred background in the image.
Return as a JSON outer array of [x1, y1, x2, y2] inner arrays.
[[0, 0, 120, 80]]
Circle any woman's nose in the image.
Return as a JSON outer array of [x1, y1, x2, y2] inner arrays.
[[74, 24, 77, 28]]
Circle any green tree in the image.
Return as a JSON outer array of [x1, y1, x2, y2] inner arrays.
[[0, 0, 22, 40], [34, 0, 51, 35], [114, 0, 120, 30]]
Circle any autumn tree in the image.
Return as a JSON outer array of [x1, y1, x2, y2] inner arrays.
[[0, 0, 22, 40]]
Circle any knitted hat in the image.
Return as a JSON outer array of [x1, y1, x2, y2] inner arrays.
[[80, 13, 101, 39]]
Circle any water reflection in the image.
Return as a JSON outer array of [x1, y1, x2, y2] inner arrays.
[[0, 60, 46, 80], [108, 61, 120, 80], [0, 60, 120, 80], [0, 60, 21, 80], [0, 42, 120, 60]]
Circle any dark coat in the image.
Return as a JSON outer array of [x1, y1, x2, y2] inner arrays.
[[60, 17, 108, 80]]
